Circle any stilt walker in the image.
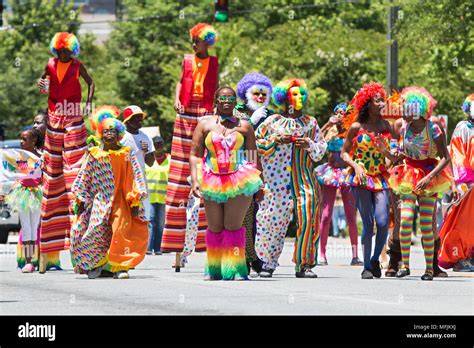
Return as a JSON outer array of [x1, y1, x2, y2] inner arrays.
[[161, 23, 219, 271], [36, 32, 94, 272]]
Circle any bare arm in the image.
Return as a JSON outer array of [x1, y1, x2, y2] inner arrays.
[[79, 64, 94, 116], [190, 121, 206, 197]]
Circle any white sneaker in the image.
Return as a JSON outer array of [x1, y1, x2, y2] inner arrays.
[[114, 271, 129, 279]]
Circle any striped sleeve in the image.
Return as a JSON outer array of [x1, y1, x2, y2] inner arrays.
[[255, 118, 279, 157], [307, 120, 327, 163]]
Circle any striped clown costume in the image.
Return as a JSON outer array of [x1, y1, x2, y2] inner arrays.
[[255, 79, 327, 274]]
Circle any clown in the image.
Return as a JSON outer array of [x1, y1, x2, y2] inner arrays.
[[340, 82, 392, 280], [235, 72, 274, 129], [70, 117, 148, 279], [383, 87, 452, 280], [255, 78, 327, 278], [234, 72, 274, 274], [36, 32, 94, 272], [438, 94, 474, 272], [316, 102, 362, 266], [161, 23, 219, 264]]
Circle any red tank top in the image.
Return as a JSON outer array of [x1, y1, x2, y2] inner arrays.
[[46, 57, 82, 115]]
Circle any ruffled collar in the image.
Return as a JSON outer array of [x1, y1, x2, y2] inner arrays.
[[90, 146, 130, 159]]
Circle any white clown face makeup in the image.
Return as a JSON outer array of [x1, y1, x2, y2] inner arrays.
[[470, 102, 474, 120], [245, 84, 271, 111]]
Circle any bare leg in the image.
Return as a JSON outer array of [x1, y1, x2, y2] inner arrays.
[[223, 195, 252, 231]]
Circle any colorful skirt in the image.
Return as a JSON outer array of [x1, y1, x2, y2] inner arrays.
[[315, 163, 348, 187], [346, 168, 390, 192], [6, 184, 42, 213], [388, 158, 452, 195], [200, 163, 263, 204]]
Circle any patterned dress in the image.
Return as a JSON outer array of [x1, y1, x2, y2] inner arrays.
[[255, 114, 327, 272], [70, 146, 148, 272]]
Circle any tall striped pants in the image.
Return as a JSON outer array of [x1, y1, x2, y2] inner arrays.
[[161, 101, 211, 252], [399, 193, 437, 271], [40, 113, 87, 255]]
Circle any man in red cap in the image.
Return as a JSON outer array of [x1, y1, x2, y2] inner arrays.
[[120, 105, 155, 221]]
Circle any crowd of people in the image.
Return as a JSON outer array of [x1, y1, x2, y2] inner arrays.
[[1, 23, 473, 281]]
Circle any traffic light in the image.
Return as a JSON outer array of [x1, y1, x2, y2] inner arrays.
[[214, 0, 228, 22], [0, 2, 4, 27]]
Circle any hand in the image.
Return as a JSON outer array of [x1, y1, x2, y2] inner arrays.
[[83, 102, 92, 117], [329, 116, 341, 124], [451, 185, 461, 203], [250, 106, 268, 125], [174, 100, 183, 113], [279, 134, 293, 144], [131, 206, 139, 217], [0, 195, 4, 203], [191, 182, 201, 198], [354, 166, 368, 186], [294, 137, 310, 149], [37, 78, 49, 94], [77, 202, 85, 215], [255, 188, 265, 204], [415, 175, 432, 192], [374, 136, 388, 153], [140, 141, 149, 153]]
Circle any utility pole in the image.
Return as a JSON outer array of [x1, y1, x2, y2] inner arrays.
[[386, 5, 399, 94]]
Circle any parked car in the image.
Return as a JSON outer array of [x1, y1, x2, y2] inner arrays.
[[0, 139, 22, 243]]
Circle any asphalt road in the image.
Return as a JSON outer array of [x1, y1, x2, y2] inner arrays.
[[0, 236, 472, 315]]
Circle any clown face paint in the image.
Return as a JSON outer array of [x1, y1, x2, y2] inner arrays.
[[470, 102, 474, 120], [245, 84, 271, 111], [288, 86, 306, 111]]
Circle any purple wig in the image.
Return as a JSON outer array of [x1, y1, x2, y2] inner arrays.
[[236, 72, 273, 101]]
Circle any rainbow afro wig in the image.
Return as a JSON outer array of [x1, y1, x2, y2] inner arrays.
[[97, 118, 126, 142], [189, 23, 218, 47], [50, 32, 80, 57], [272, 78, 308, 108], [401, 86, 437, 119], [90, 105, 121, 132], [333, 103, 347, 114], [462, 94, 474, 117]]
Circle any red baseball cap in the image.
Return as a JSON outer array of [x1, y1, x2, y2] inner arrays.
[[122, 105, 146, 124]]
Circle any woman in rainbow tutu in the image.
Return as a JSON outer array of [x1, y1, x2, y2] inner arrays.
[[384, 87, 453, 280], [190, 86, 264, 280]]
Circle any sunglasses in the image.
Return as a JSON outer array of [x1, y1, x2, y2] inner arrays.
[[217, 95, 236, 102]]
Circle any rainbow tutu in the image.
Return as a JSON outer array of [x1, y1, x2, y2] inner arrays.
[[315, 163, 349, 187], [200, 162, 263, 203], [389, 160, 453, 195], [6, 184, 42, 213], [346, 168, 390, 192]]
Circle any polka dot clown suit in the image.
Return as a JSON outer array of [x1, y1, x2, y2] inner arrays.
[[255, 114, 327, 273]]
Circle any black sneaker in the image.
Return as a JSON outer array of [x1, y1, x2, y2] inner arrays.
[[396, 267, 410, 278], [421, 269, 434, 281], [370, 260, 382, 278], [361, 269, 374, 279], [259, 269, 274, 278], [295, 268, 318, 278]]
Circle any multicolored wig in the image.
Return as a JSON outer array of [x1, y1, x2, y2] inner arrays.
[[50, 32, 80, 57], [342, 82, 386, 133], [236, 72, 273, 104], [272, 78, 308, 108], [401, 86, 437, 120], [462, 94, 474, 117], [333, 103, 347, 113], [97, 118, 126, 142], [189, 23, 218, 47], [90, 105, 121, 131]]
